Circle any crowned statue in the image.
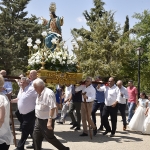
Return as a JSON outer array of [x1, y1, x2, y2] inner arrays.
[[27, 2, 82, 84], [41, 2, 64, 52]]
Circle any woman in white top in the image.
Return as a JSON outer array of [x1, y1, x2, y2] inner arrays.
[[0, 75, 13, 150], [143, 98, 150, 134], [129, 92, 149, 132]]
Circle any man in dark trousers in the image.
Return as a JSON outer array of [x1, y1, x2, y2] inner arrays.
[[116, 80, 128, 130], [69, 85, 82, 130], [91, 76, 105, 130], [14, 70, 37, 150], [97, 77, 120, 137], [33, 78, 69, 150]]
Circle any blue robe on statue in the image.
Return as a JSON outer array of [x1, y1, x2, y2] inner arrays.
[[45, 17, 61, 52]]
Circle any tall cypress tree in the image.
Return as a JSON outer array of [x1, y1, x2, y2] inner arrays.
[[0, 0, 42, 74], [123, 15, 129, 34]]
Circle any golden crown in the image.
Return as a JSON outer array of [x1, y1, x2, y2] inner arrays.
[[49, 2, 56, 13]]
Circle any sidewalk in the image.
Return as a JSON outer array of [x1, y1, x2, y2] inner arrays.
[[10, 115, 149, 150]]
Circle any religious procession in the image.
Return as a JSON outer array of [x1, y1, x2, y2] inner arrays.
[[0, 0, 150, 150]]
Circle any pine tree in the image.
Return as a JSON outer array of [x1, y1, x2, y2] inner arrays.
[[71, 0, 134, 78], [0, 0, 42, 74], [132, 10, 150, 92]]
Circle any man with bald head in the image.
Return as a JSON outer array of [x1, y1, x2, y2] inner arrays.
[[97, 77, 120, 137], [29, 70, 37, 82], [116, 80, 128, 131]]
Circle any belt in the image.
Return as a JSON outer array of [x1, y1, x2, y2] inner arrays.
[[94, 100, 104, 103], [82, 101, 93, 103]]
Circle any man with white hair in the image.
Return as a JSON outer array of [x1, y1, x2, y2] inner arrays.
[[14, 70, 37, 150], [116, 80, 128, 131], [11, 77, 31, 131], [0, 70, 12, 95], [32, 78, 70, 150]]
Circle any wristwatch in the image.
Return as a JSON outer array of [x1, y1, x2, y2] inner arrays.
[[49, 116, 52, 119]]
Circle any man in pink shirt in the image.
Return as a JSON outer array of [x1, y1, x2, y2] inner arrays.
[[127, 80, 138, 123]]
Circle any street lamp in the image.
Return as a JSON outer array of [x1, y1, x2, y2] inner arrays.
[[136, 47, 143, 98]]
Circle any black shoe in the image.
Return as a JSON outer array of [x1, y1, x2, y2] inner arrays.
[[16, 128, 22, 132], [74, 127, 80, 130], [98, 127, 104, 131], [57, 121, 63, 124], [70, 123, 77, 129], [103, 131, 110, 135], [109, 133, 115, 137], [14, 148, 19, 150], [65, 147, 70, 150], [123, 125, 127, 131], [93, 127, 97, 136], [26, 145, 34, 149], [70, 122, 73, 125], [79, 132, 88, 136]]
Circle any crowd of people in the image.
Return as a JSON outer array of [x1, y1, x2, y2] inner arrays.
[[0, 70, 150, 150]]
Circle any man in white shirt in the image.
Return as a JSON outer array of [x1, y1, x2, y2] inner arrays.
[[15, 70, 37, 150], [97, 77, 120, 137], [11, 77, 30, 131], [116, 80, 128, 131], [57, 84, 72, 124], [75, 77, 97, 136], [32, 78, 69, 150]]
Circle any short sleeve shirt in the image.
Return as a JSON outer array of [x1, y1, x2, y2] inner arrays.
[[127, 86, 138, 103], [35, 87, 57, 119]]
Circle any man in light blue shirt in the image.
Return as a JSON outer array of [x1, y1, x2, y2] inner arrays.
[[0, 70, 13, 95]]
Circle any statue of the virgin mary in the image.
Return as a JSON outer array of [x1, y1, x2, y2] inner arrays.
[[41, 2, 64, 52]]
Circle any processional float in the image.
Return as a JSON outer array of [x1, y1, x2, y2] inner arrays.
[[27, 2, 82, 85], [26, 2, 95, 139]]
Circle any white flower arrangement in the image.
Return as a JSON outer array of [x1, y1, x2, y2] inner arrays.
[[27, 31, 78, 72], [28, 48, 78, 72]]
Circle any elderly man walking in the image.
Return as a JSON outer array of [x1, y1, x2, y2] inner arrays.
[[32, 78, 70, 150], [116, 80, 128, 130], [14, 70, 37, 150], [11, 77, 30, 131]]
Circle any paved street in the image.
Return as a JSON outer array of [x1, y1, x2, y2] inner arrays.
[[10, 115, 149, 150]]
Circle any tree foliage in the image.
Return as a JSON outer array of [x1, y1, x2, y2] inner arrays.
[[71, 0, 134, 79], [0, 0, 42, 74], [132, 10, 150, 92]]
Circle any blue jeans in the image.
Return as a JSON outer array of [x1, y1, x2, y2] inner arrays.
[[127, 102, 136, 122], [91, 101, 104, 128]]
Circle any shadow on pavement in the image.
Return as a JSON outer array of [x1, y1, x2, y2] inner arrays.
[[54, 130, 143, 144]]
